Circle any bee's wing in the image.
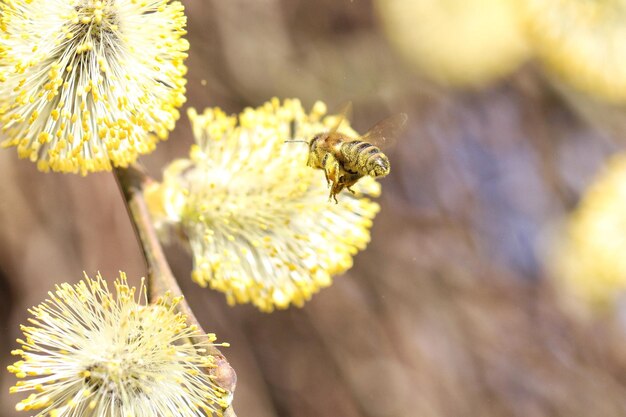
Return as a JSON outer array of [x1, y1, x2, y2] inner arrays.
[[328, 101, 353, 134], [360, 113, 408, 149]]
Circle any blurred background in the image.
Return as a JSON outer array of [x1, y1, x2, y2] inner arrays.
[[3, 0, 626, 416]]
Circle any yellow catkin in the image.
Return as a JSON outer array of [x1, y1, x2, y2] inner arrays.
[[0, 0, 189, 174], [8, 273, 230, 416], [145, 98, 382, 312]]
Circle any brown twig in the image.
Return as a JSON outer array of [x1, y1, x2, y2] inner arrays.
[[113, 164, 237, 416]]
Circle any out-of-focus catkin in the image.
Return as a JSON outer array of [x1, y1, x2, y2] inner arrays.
[[550, 155, 626, 308], [524, 0, 626, 103], [375, 0, 529, 87]]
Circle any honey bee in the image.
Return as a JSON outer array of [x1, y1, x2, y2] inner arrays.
[[292, 103, 408, 203]]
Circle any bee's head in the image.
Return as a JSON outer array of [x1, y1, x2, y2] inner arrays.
[[306, 133, 326, 168], [284, 133, 325, 168], [309, 133, 325, 150]]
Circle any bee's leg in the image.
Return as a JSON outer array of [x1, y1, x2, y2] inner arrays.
[[327, 190, 336, 203], [344, 178, 359, 195], [321, 154, 331, 186], [322, 153, 341, 187], [329, 181, 343, 204], [328, 189, 339, 204]]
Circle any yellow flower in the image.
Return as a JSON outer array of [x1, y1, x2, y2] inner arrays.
[[374, 0, 529, 87], [145, 98, 381, 312], [0, 0, 189, 174], [7, 273, 230, 417], [550, 154, 626, 307], [524, 0, 626, 103]]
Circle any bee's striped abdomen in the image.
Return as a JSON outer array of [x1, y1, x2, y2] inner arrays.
[[341, 140, 390, 178]]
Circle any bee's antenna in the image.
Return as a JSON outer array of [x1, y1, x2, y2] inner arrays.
[[284, 140, 308, 144]]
